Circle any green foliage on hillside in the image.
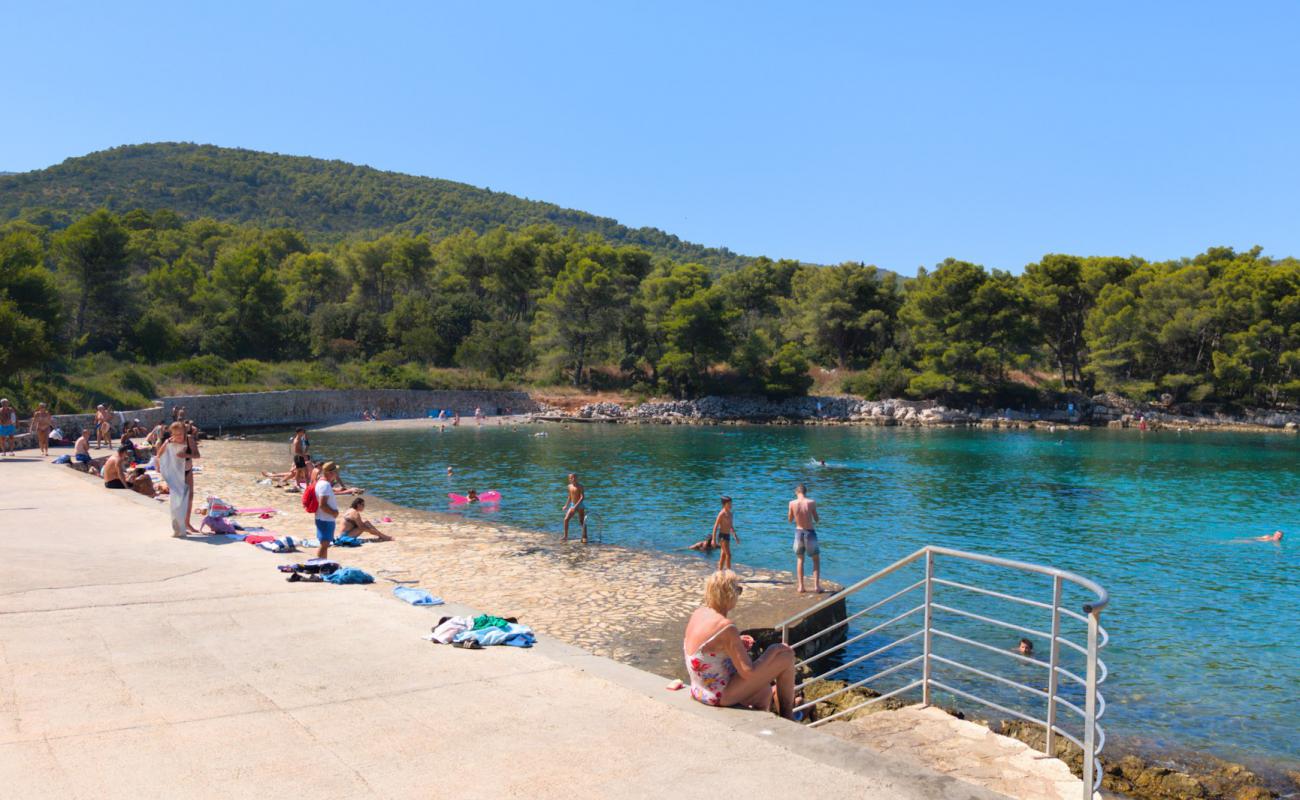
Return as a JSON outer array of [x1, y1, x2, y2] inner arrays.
[[0, 143, 750, 271], [3, 196, 1299, 417]]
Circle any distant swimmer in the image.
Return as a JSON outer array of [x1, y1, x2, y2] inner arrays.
[[712, 496, 739, 570], [688, 538, 718, 553], [446, 466, 453, 477], [562, 472, 588, 543], [1253, 530, 1284, 542], [788, 484, 821, 593], [466, 489, 479, 503]]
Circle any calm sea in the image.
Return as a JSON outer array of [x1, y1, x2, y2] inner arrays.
[[286, 423, 1299, 768]]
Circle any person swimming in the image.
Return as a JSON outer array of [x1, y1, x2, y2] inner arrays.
[[466, 489, 479, 503], [1252, 530, 1284, 542]]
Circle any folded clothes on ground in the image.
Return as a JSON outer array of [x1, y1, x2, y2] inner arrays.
[[472, 614, 511, 630], [323, 567, 374, 585], [242, 534, 276, 545], [256, 537, 295, 553], [333, 535, 363, 547], [393, 587, 443, 606], [427, 616, 470, 643], [278, 560, 340, 575]]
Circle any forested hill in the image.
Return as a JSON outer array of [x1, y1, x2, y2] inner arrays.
[[0, 143, 751, 270]]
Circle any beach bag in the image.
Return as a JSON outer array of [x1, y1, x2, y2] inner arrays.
[[206, 496, 235, 517], [301, 483, 319, 514]]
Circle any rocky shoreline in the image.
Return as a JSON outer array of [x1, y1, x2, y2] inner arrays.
[[568, 393, 1300, 433], [802, 678, 1298, 800]]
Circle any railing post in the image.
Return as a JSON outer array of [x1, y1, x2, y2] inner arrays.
[[781, 622, 788, 646], [1045, 575, 1062, 754], [1082, 610, 1100, 800], [922, 549, 934, 706]]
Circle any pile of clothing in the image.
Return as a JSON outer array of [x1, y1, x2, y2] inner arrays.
[[278, 560, 373, 584], [426, 614, 535, 648]]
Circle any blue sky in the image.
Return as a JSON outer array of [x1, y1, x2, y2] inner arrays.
[[2, 2, 1297, 273]]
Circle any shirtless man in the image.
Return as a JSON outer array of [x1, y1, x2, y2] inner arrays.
[[787, 484, 821, 593], [94, 404, 112, 448], [31, 402, 53, 456], [474, 406, 483, 426], [74, 429, 93, 465], [0, 399, 16, 456], [712, 496, 739, 570], [1251, 530, 1284, 543], [562, 472, 588, 543], [101, 445, 134, 489], [291, 428, 311, 485]]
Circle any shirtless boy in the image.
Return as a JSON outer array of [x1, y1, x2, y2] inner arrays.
[[712, 496, 739, 570], [0, 399, 16, 456], [562, 473, 588, 543], [787, 484, 821, 593], [31, 402, 53, 456]]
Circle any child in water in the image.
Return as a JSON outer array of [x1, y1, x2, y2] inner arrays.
[[712, 496, 739, 570]]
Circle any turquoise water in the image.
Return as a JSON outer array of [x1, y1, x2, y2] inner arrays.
[[294, 423, 1299, 767]]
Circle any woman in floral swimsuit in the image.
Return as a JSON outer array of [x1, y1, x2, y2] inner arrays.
[[682, 570, 797, 718]]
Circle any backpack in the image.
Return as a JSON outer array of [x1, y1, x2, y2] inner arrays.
[[302, 482, 319, 514]]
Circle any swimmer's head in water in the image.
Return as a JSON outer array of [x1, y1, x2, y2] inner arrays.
[[1018, 638, 1034, 655]]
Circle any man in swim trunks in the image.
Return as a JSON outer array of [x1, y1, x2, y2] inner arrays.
[[712, 495, 739, 570], [788, 484, 821, 593], [74, 428, 93, 464], [0, 398, 16, 456], [291, 428, 311, 485], [562, 472, 588, 543], [101, 445, 134, 489], [94, 404, 112, 449]]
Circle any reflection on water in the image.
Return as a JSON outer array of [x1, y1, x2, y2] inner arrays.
[[286, 424, 1299, 767]]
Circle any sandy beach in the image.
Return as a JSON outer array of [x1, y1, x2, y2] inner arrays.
[[186, 431, 823, 678]]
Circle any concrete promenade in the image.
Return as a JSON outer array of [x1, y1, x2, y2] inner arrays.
[[0, 459, 1003, 799]]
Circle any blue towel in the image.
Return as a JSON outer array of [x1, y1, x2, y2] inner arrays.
[[324, 567, 374, 585], [53, 454, 72, 464], [393, 587, 444, 606], [334, 535, 363, 547]]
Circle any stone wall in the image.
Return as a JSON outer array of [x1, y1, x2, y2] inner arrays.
[[28, 389, 540, 441]]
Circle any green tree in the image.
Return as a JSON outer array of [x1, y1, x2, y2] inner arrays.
[[196, 246, 287, 360], [456, 319, 534, 380], [784, 262, 898, 368], [55, 208, 130, 350], [899, 259, 1033, 397], [533, 254, 629, 386]]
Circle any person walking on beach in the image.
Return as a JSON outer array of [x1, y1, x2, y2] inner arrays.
[[31, 402, 53, 456], [788, 484, 821, 593], [156, 421, 199, 537], [94, 404, 112, 449], [712, 496, 739, 570], [562, 472, 588, 543], [0, 399, 17, 456], [313, 461, 341, 558]]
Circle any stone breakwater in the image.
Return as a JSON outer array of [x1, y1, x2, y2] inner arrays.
[[577, 393, 1300, 432]]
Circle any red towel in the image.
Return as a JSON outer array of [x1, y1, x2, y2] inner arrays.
[[243, 535, 276, 545]]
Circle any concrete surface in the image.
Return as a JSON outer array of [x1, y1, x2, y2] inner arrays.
[[0, 459, 1006, 800], [826, 705, 1088, 800]]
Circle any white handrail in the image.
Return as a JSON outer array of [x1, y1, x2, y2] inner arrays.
[[779, 545, 1108, 800]]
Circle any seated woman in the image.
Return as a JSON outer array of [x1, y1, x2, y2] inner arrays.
[[683, 570, 797, 719], [128, 467, 157, 498], [340, 497, 392, 541]]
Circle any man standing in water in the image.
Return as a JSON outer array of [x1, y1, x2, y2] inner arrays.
[[788, 484, 821, 593], [712, 496, 738, 570], [562, 473, 588, 543]]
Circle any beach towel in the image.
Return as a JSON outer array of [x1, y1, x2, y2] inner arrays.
[[323, 567, 374, 585], [393, 587, 443, 606], [53, 454, 71, 464], [157, 442, 191, 537], [257, 537, 295, 553], [236, 507, 277, 515], [472, 614, 511, 630], [453, 623, 535, 648], [333, 535, 363, 547], [242, 534, 276, 545], [428, 616, 471, 643]]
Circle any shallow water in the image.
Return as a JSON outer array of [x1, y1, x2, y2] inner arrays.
[[289, 423, 1300, 767]]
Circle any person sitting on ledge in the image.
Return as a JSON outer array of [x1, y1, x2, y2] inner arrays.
[[340, 497, 392, 541], [683, 570, 797, 719], [101, 445, 135, 490]]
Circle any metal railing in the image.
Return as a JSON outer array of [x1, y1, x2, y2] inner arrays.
[[779, 545, 1109, 799]]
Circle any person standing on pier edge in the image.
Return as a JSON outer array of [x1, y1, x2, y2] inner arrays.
[[788, 484, 821, 593]]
